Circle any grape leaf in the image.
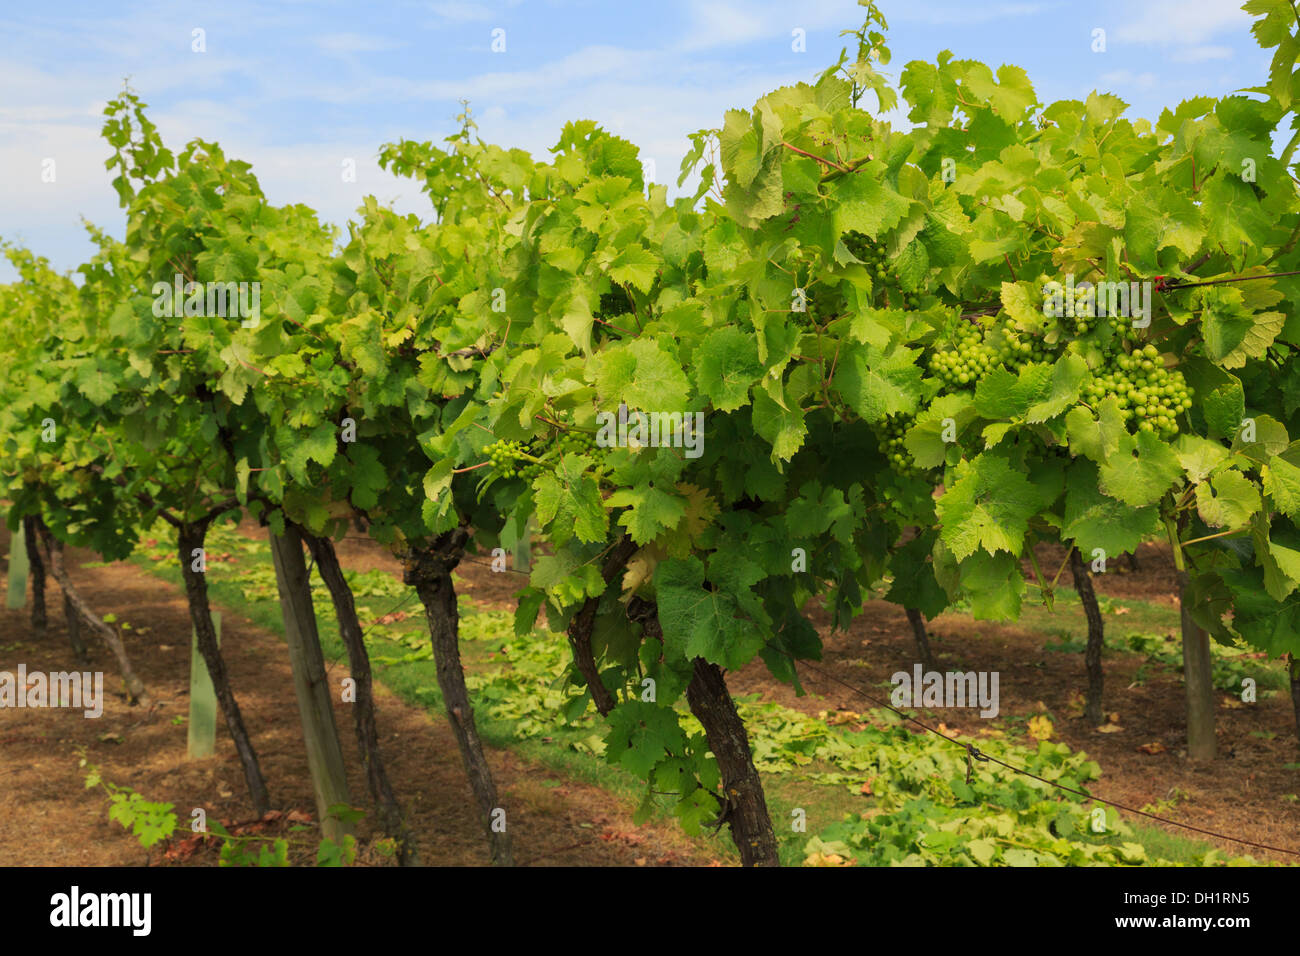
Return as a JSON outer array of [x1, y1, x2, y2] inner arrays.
[[1098, 431, 1181, 507]]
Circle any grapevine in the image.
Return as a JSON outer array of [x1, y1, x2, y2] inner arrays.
[[3, 0, 1300, 871]]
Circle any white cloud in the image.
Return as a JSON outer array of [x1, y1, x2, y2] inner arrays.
[[1113, 0, 1251, 46], [1168, 44, 1234, 63], [428, 1, 496, 23], [890, 2, 1058, 26], [312, 33, 405, 54], [1098, 69, 1159, 91], [677, 0, 851, 52]]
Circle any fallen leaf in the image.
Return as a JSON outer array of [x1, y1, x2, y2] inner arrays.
[[97, 732, 124, 744], [286, 809, 313, 823], [634, 857, 647, 866], [1027, 715, 1054, 740], [1136, 741, 1166, 755], [805, 851, 850, 867], [1111, 606, 1130, 616], [1065, 692, 1086, 719], [163, 834, 205, 862], [1096, 722, 1124, 733]]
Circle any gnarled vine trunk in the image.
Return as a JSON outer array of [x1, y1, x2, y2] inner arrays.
[[686, 658, 781, 867], [567, 536, 638, 716], [35, 521, 146, 705], [405, 530, 513, 866], [904, 606, 933, 670], [627, 596, 780, 866], [23, 516, 46, 632], [303, 530, 417, 864], [1068, 548, 1105, 726], [55, 539, 89, 665], [1289, 654, 1300, 749], [178, 522, 270, 814]]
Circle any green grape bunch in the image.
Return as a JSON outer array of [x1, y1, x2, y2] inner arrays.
[[485, 428, 600, 482], [843, 230, 921, 310], [994, 328, 1054, 370], [556, 428, 599, 458], [1079, 344, 1193, 439], [929, 320, 995, 390], [872, 412, 928, 481], [791, 288, 828, 327], [1074, 305, 1142, 346], [484, 439, 538, 480]]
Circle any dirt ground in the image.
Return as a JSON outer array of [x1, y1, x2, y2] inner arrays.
[[0, 525, 714, 867], [7, 522, 1297, 866]]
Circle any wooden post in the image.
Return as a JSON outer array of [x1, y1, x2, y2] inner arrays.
[[188, 612, 221, 759], [6, 518, 28, 609], [270, 526, 353, 845], [1177, 569, 1217, 761]]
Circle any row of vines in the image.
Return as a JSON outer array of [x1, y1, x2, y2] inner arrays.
[[4, 0, 1300, 866]]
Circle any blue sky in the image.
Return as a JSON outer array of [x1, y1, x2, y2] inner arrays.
[[0, 0, 1275, 282]]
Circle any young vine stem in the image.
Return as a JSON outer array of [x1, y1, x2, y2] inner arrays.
[[1179, 526, 1250, 548]]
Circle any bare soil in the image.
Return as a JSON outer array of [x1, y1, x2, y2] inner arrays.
[[0, 526, 714, 867]]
